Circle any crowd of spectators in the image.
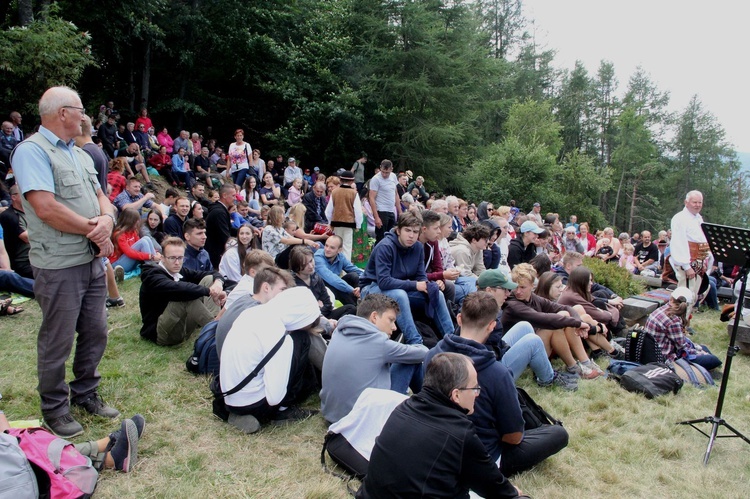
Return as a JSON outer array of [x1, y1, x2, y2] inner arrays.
[[1, 96, 728, 496]]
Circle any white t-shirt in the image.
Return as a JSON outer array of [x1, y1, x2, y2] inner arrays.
[[369, 172, 398, 213]]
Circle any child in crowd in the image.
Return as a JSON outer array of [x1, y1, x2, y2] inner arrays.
[[287, 177, 304, 207], [110, 208, 162, 273], [619, 244, 637, 273], [596, 238, 615, 263]]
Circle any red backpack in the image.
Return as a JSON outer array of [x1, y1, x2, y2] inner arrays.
[[8, 427, 98, 498]]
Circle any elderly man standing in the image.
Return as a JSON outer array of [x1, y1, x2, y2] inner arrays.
[[527, 202, 542, 226], [11, 86, 120, 438], [670, 190, 712, 315]]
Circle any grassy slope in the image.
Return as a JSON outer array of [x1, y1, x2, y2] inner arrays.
[[1, 281, 749, 498]]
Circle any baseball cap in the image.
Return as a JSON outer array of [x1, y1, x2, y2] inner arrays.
[[304, 169, 310, 173], [671, 287, 694, 304], [313, 166, 320, 172], [520, 221, 544, 234], [533, 202, 540, 207], [288, 157, 296, 162], [477, 269, 517, 290]]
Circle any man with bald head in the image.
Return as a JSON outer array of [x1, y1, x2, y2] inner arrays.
[[9, 111, 23, 141], [670, 190, 712, 315], [11, 86, 120, 438], [633, 230, 659, 274]]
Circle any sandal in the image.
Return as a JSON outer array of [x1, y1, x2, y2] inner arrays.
[[0, 298, 23, 316]]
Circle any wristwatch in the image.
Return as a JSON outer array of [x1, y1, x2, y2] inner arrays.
[[104, 212, 116, 225]]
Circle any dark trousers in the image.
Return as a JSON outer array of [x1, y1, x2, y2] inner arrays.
[[375, 211, 396, 243], [227, 330, 315, 422], [328, 272, 360, 307], [500, 424, 569, 476], [33, 260, 108, 418]]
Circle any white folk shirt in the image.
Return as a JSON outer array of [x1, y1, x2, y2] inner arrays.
[[669, 207, 707, 269]]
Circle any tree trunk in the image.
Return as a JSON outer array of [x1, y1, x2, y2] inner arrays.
[[18, 0, 33, 26], [612, 164, 626, 226], [37, 0, 50, 20], [127, 49, 136, 112], [141, 39, 151, 108], [628, 180, 638, 234]]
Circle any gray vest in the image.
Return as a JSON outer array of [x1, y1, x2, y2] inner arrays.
[[13, 133, 101, 269]]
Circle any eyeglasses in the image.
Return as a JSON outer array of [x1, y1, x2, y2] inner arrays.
[[457, 386, 481, 395], [165, 256, 185, 262], [62, 106, 86, 114]]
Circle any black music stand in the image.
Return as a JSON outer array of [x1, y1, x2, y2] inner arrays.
[[677, 222, 750, 465]]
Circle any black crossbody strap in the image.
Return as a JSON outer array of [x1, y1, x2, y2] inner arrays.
[[220, 332, 288, 397]]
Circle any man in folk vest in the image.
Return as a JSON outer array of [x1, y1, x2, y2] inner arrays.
[[325, 170, 363, 261], [12, 86, 120, 438]]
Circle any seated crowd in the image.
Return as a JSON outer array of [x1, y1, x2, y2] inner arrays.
[[2, 104, 725, 497]]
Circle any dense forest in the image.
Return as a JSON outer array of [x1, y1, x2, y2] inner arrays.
[[0, 0, 744, 232]]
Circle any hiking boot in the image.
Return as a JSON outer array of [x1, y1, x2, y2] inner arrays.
[[109, 419, 139, 472], [73, 393, 121, 419], [44, 413, 83, 438], [114, 265, 125, 283], [106, 297, 125, 308], [271, 407, 317, 426], [538, 371, 578, 391], [228, 413, 261, 434]]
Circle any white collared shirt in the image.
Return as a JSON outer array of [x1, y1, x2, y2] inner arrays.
[[669, 207, 707, 267]]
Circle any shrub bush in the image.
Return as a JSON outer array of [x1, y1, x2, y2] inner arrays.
[[584, 257, 645, 297]]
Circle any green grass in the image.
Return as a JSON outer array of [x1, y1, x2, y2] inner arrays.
[[2, 282, 750, 498]]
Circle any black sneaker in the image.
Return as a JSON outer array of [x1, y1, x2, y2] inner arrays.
[[44, 413, 83, 438], [271, 407, 317, 426], [108, 419, 139, 472], [73, 393, 121, 419], [106, 297, 125, 308], [110, 414, 146, 443]]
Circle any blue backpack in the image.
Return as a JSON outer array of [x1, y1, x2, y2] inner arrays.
[[186, 320, 220, 375]]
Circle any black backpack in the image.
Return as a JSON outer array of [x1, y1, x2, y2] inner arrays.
[[186, 320, 220, 375], [626, 326, 665, 364], [618, 362, 683, 399], [516, 387, 562, 430]]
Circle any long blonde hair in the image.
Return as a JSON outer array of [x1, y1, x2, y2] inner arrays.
[[288, 203, 306, 230]]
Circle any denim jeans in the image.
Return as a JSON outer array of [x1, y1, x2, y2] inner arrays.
[[111, 238, 156, 273], [0, 269, 34, 297], [501, 321, 554, 383], [362, 282, 454, 393]]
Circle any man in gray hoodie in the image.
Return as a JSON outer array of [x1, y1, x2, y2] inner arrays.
[[320, 294, 428, 424]]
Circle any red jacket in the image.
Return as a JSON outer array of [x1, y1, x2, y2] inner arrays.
[[110, 230, 151, 264], [423, 239, 445, 281]]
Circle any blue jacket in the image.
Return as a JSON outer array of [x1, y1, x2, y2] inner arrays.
[[360, 231, 427, 291], [425, 333, 525, 462], [314, 248, 363, 293], [183, 244, 213, 272]]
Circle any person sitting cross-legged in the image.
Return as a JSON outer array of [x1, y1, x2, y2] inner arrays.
[[426, 292, 569, 477], [314, 234, 363, 308], [139, 237, 226, 346], [321, 293, 428, 424], [215, 265, 293, 360], [220, 287, 323, 434], [359, 210, 456, 393]]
